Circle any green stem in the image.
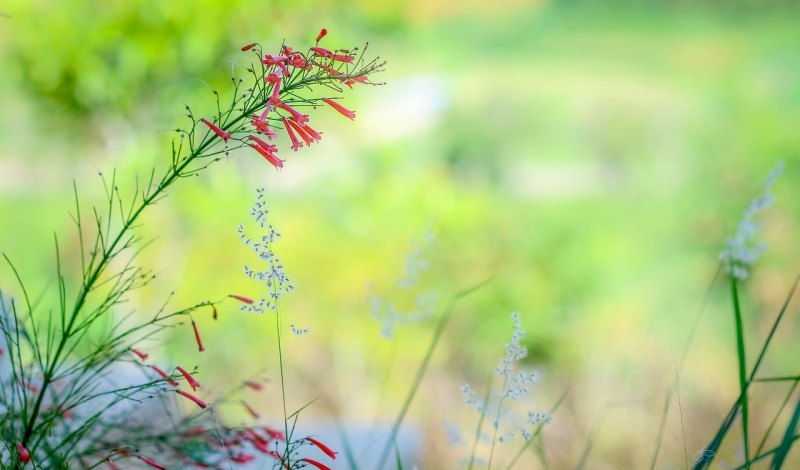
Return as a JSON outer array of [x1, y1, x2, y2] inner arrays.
[[376, 279, 491, 469], [731, 276, 750, 468], [275, 303, 290, 468]]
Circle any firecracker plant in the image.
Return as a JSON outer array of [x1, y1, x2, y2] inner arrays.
[[0, 29, 383, 469]]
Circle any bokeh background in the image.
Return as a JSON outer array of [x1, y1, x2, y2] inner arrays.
[[2, 0, 800, 468]]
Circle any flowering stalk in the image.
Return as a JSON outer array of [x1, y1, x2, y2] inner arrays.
[[1, 28, 383, 467]]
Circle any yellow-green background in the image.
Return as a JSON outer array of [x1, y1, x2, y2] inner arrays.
[[1, 0, 800, 467]]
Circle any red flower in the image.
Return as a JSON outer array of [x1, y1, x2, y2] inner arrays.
[[310, 47, 333, 58], [282, 117, 304, 151], [306, 437, 337, 460], [229, 294, 254, 304], [286, 119, 315, 146], [302, 458, 332, 470], [322, 98, 356, 120], [191, 319, 205, 352], [289, 53, 307, 69], [244, 380, 264, 391], [251, 117, 277, 139], [312, 61, 343, 76], [251, 144, 284, 169], [151, 365, 179, 386], [300, 122, 322, 142], [242, 400, 261, 419], [316, 28, 328, 43], [200, 118, 231, 141], [264, 427, 286, 441], [249, 135, 277, 152], [17, 443, 30, 464], [176, 366, 200, 391], [176, 390, 208, 409], [278, 102, 309, 125], [105, 458, 120, 470], [241, 43, 256, 52], [262, 54, 288, 66], [268, 77, 282, 106], [265, 72, 280, 85], [333, 54, 355, 63], [231, 454, 255, 464], [139, 456, 166, 470], [131, 348, 148, 361]]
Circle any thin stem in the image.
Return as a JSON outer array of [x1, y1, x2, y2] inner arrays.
[[730, 276, 750, 468], [486, 375, 510, 469], [376, 278, 491, 469], [275, 301, 290, 468]]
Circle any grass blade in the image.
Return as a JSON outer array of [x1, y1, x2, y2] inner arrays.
[[730, 276, 751, 467], [770, 392, 800, 469]]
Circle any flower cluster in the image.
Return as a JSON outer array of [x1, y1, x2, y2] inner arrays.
[[237, 188, 295, 313], [719, 161, 783, 280], [198, 28, 383, 170], [459, 311, 550, 466], [369, 229, 437, 338]]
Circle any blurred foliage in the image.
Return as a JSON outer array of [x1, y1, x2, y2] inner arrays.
[[2, 0, 800, 467]]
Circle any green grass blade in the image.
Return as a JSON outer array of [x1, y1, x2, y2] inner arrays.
[[375, 278, 491, 469], [756, 378, 800, 456], [694, 275, 799, 469], [334, 417, 359, 470], [770, 392, 800, 469], [730, 276, 751, 467]]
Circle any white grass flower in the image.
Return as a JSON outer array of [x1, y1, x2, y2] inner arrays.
[[238, 189, 294, 313], [719, 161, 783, 280]]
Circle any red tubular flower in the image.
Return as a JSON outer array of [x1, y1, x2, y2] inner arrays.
[[250, 144, 284, 169], [241, 400, 261, 419], [17, 443, 30, 464], [277, 62, 291, 77], [151, 365, 179, 386], [264, 427, 286, 441], [131, 348, 148, 361], [268, 77, 282, 106], [241, 43, 256, 52], [231, 454, 256, 464], [191, 320, 205, 352], [105, 459, 120, 470], [310, 47, 333, 58], [301, 122, 322, 142], [251, 439, 270, 454], [251, 117, 277, 139], [286, 119, 315, 146], [316, 28, 328, 43], [306, 437, 337, 460], [282, 118, 304, 151], [333, 54, 355, 63], [229, 294, 254, 304], [278, 103, 309, 125], [262, 54, 288, 66], [200, 118, 231, 141], [176, 366, 200, 391], [244, 380, 264, 391], [289, 53, 307, 68], [249, 134, 277, 152], [302, 458, 332, 470], [322, 98, 356, 120], [312, 61, 342, 76], [176, 390, 208, 409], [139, 456, 166, 470]]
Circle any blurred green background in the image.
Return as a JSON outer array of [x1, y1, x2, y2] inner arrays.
[[2, 0, 800, 467]]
